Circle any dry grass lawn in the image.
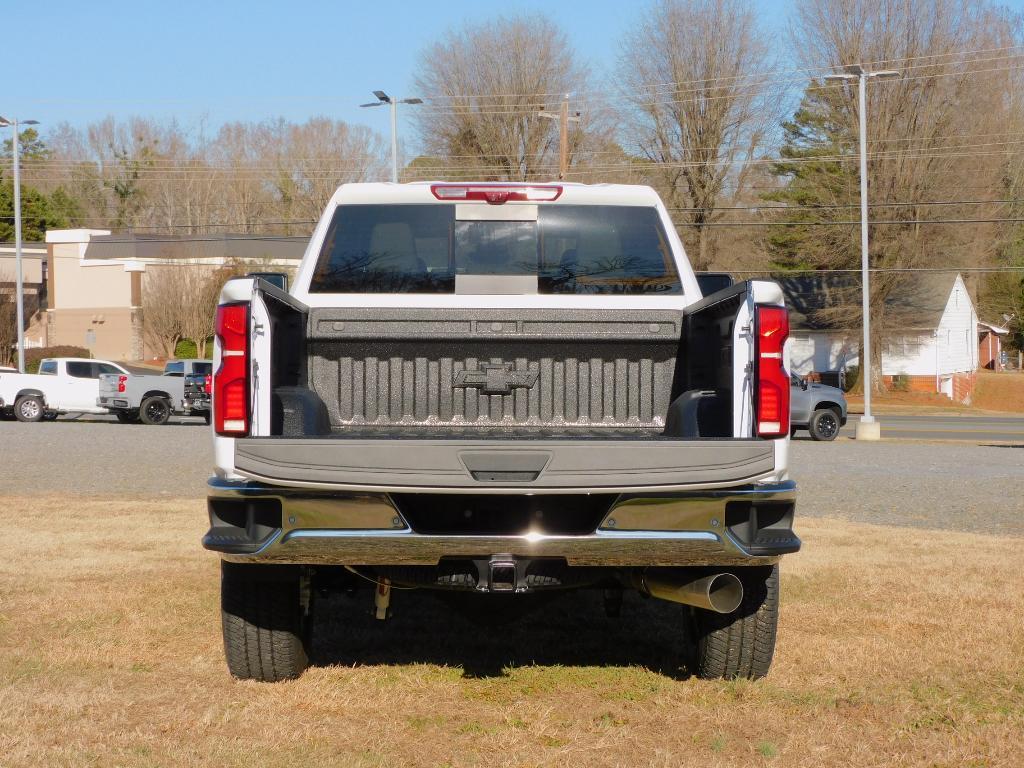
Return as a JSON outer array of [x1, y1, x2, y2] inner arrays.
[[974, 371, 1024, 413], [1, 496, 1022, 767], [844, 370, 1024, 414]]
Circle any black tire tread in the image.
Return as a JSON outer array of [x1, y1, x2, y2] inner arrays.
[[221, 563, 309, 682], [809, 408, 840, 441], [139, 396, 170, 426], [694, 565, 779, 680]]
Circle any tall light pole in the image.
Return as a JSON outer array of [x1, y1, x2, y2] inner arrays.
[[824, 66, 900, 441], [359, 91, 423, 183], [1, 116, 40, 373]]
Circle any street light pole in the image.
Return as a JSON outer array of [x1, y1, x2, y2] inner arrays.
[[1, 115, 40, 373], [824, 66, 899, 441], [359, 91, 423, 183]]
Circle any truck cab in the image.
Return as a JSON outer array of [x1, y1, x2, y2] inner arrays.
[[203, 182, 799, 682]]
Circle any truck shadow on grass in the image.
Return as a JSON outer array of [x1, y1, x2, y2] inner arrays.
[[312, 588, 694, 680]]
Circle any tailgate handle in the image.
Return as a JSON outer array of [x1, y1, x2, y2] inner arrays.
[[459, 451, 551, 483]]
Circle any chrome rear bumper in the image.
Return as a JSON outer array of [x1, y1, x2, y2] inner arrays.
[[204, 478, 798, 568]]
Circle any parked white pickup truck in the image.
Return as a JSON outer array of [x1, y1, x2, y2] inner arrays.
[[0, 357, 130, 422], [203, 182, 798, 682]]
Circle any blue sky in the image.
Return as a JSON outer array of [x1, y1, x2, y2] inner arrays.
[[5, 0, 1022, 146]]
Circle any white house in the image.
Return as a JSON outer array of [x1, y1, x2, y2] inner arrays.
[[781, 272, 980, 403]]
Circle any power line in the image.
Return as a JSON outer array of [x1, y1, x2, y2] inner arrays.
[[702, 267, 1024, 273], [680, 216, 1024, 227]]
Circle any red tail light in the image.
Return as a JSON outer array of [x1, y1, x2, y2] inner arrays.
[[204, 374, 212, 393], [430, 184, 562, 204], [755, 305, 790, 438], [117, 375, 128, 393], [214, 302, 249, 435]]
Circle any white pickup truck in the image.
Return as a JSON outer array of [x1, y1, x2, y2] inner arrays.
[[0, 357, 130, 422], [203, 182, 799, 682]]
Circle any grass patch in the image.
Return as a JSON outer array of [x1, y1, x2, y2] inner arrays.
[[0, 496, 1022, 766]]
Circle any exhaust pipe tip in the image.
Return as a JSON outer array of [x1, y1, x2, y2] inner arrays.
[[704, 572, 744, 614], [632, 570, 744, 614]]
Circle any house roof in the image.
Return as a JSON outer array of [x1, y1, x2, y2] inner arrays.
[[978, 320, 1009, 335], [777, 272, 962, 332]]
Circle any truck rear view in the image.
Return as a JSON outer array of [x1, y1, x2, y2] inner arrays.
[[203, 182, 798, 681]]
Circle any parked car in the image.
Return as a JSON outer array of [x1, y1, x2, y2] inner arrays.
[[98, 359, 213, 425], [183, 371, 212, 418], [202, 181, 800, 683], [0, 357, 130, 422], [790, 374, 848, 441]]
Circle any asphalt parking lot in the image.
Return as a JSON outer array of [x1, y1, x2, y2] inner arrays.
[[1, 418, 1020, 535]]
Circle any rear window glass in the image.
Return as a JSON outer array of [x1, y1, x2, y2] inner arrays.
[[191, 362, 212, 375], [164, 362, 184, 376], [39, 360, 57, 376], [309, 204, 682, 295]]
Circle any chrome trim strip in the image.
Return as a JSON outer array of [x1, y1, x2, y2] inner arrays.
[[281, 529, 719, 543]]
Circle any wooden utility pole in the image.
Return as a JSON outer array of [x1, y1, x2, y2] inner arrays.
[[538, 94, 580, 180]]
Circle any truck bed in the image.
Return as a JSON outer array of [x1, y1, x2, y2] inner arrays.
[[256, 299, 745, 444]]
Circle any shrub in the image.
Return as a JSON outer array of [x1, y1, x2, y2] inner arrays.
[[891, 374, 910, 392], [173, 338, 214, 360], [174, 338, 198, 359], [25, 346, 91, 374], [842, 365, 859, 393]]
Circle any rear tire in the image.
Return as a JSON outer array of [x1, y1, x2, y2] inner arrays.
[[14, 395, 44, 423], [809, 408, 840, 441], [692, 565, 779, 680], [139, 396, 171, 425], [221, 562, 312, 682], [203, 410, 212, 425]]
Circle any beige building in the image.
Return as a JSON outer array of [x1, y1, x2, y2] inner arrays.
[[0, 243, 48, 348], [43, 229, 306, 361]]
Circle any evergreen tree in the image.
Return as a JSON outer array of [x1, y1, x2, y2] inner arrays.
[[0, 175, 73, 241], [762, 82, 859, 272]]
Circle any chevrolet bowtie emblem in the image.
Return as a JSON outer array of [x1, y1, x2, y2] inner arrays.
[[454, 363, 539, 395]]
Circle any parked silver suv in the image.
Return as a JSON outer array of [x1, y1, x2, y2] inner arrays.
[[790, 374, 847, 441]]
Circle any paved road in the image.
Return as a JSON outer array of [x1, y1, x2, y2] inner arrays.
[[1, 416, 1021, 535], [827, 413, 1024, 442]]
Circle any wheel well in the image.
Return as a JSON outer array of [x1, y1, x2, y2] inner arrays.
[[815, 401, 842, 416], [142, 390, 172, 401], [16, 389, 46, 403]]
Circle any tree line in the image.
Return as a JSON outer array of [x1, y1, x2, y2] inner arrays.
[[2, 0, 1023, 365]]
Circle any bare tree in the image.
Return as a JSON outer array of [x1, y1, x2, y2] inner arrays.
[[141, 267, 186, 358], [412, 15, 592, 181], [619, 0, 777, 270], [0, 273, 16, 367], [185, 260, 258, 358], [273, 118, 388, 224]]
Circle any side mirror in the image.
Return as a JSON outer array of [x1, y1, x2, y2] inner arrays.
[[695, 272, 734, 295], [248, 271, 289, 292]]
